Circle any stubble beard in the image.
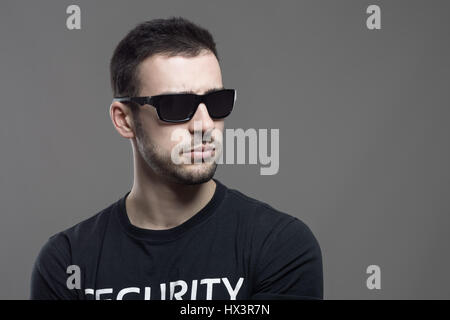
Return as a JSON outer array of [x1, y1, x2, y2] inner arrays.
[[134, 119, 218, 185]]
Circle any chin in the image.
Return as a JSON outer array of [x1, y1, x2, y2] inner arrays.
[[171, 163, 217, 185]]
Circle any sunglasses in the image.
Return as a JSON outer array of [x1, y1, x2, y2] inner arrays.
[[112, 88, 236, 123]]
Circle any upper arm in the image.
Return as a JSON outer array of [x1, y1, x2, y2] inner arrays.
[[30, 233, 78, 300], [251, 217, 323, 300]]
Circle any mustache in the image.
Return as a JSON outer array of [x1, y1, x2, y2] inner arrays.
[[170, 127, 223, 154]]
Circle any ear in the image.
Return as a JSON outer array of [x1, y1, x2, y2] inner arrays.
[[109, 101, 136, 139]]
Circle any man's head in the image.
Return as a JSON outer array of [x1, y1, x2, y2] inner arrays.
[[109, 17, 226, 185]]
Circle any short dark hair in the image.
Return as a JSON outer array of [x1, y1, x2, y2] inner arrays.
[[110, 16, 219, 100]]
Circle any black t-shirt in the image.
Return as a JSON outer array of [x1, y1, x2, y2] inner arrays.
[[30, 179, 323, 300]]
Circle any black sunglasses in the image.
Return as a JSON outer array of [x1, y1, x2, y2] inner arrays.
[[112, 88, 236, 123]]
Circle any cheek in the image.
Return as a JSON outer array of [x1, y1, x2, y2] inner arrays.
[[138, 112, 173, 149], [214, 121, 225, 139], [153, 127, 181, 152], [214, 120, 225, 131], [209, 121, 225, 145], [160, 126, 192, 155]]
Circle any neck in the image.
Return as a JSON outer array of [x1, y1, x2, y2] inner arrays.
[[125, 148, 216, 231]]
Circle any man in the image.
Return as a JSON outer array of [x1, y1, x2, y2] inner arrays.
[[30, 17, 323, 300]]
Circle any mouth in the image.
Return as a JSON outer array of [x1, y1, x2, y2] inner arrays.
[[189, 144, 215, 153], [182, 144, 216, 161]]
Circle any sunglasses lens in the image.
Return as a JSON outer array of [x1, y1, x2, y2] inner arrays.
[[155, 94, 198, 122], [153, 89, 235, 122], [205, 89, 235, 118]]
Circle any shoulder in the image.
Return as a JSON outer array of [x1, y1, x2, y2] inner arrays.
[[224, 186, 320, 248], [35, 200, 117, 264], [30, 200, 119, 299], [62, 202, 116, 243], [225, 186, 312, 231], [223, 185, 323, 298]]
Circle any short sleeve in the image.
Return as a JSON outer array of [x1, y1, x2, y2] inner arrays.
[[30, 233, 78, 300], [251, 217, 323, 300]]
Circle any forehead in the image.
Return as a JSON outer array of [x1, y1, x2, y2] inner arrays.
[[137, 51, 223, 96]]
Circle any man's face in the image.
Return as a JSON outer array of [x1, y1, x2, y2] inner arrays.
[[132, 50, 225, 185]]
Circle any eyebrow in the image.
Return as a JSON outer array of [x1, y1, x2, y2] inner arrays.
[[158, 86, 224, 95]]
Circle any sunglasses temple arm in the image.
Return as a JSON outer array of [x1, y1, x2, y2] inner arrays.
[[111, 97, 153, 106]]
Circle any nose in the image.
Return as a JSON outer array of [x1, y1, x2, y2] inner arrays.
[[188, 102, 215, 135]]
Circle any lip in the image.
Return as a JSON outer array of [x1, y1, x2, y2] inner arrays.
[[188, 144, 215, 153], [181, 144, 216, 161]]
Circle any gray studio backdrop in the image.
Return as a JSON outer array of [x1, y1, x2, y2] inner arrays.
[[1, 0, 449, 299]]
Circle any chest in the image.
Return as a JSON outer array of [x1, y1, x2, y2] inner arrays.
[[78, 231, 254, 300]]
